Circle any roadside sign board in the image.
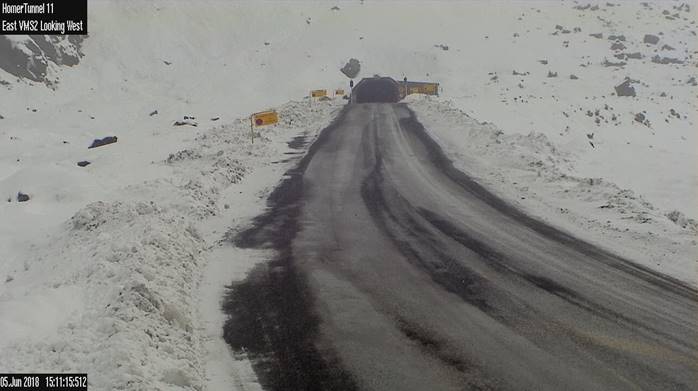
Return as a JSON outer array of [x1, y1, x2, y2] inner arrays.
[[310, 89, 327, 98], [400, 81, 439, 98], [335, 89, 345, 96], [251, 110, 279, 127]]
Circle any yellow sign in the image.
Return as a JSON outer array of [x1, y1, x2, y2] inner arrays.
[[310, 89, 327, 98], [335, 89, 345, 96], [401, 81, 439, 98], [251, 110, 279, 127]]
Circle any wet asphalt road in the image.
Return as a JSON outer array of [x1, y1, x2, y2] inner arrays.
[[224, 103, 698, 391]]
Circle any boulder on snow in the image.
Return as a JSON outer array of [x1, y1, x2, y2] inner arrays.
[[88, 136, 118, 149], [340, 58, 361, 79], [608, 34, 626, 41], [614, 79, 636, 97], [17, 192, 29, 202], [589, 33, 603, 39], [547, 71, 558, 77], [611, 42, 626, 50], [77, 161, 91, 167], [570, 74, 579, 80], [651, 55, 684, 65], [643, 34, 660, 44]]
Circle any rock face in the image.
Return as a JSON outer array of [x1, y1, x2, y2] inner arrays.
[[643, 34, 660, 44], [0, 35, 84, 84], [614, 79, 636, 97], [340, 58, 361, 79]]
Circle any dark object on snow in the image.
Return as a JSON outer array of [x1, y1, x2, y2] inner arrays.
[[589, 33, 603, 39], [547, 71, 558, 77], [149, 110, 158, 116], [539, 59, 548, 65], [88, 136, 118, 149], [634, 112, 646, 123], [652, 55, 684, 65], [211, 117, 220, 121], [608, 34, 626, 41], [77, 161, 91, 167], [173, 120, 197, 127], [331, 6, 340, 11], [434, 44, 449, 51], [570, 74, 579, 80], [614, 79, 636, 97], [610, 42, 626, 50], [643, 34, 659, 44], [0, 114, 4, 119], [17, 192, 29, 202], [341, 58, 361, 79]]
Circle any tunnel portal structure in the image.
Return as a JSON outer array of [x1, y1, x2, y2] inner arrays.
[[351, 76, 439, 103], [351, 77, 401, 103]]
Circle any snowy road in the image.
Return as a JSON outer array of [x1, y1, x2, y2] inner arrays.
[[225, 103, 698, 391]]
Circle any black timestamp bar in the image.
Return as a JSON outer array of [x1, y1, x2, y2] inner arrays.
[[0, 374, 87, 391], [1, 0, 87, 35]]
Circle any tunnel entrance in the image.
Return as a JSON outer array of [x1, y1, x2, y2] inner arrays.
[[352, 77, 401, 103]]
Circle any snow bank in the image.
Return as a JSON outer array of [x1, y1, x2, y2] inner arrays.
[[408, 95, 697, 286], [0, 98, 343, 389]]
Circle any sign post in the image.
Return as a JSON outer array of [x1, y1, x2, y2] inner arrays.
[[249, 110, 279, 144]]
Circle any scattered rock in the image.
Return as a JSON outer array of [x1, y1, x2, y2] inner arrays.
[[687, 77, 697, 86], [643, 34, 660, 44], [340, 58, 361, 79], [666, 210, 697, 230], [547, 71, 558, 77], [17, 192, 30, 202], [608, 34, 626, 41], [173, 119, 198, 127], [88, 136, 118, 149], [331, 6, 340, 11], [434, 44, 449, 51], [614, 79, 636, 97], [610, 42, 626, 50], [651, 55, 684, 64], [660, 44, 675, 51], [570, 74, 579, 80], [602, 58, 626, 67], [590, 33, 603, 39], [163, 60, 172, 65], [149, 110, 158, 116], [538, 59, 548, 65], [210, 117, 220, 121], [77, 161, 91, 167]]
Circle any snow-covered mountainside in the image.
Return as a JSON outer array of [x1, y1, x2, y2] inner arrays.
[[0, 35, 84, 84], [0, 1, 696, 390]]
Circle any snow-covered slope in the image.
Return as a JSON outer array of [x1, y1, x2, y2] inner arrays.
[[0, 1, 696, 390]]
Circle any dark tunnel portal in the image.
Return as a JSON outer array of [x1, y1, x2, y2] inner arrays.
[[353, 77, 401, 103]]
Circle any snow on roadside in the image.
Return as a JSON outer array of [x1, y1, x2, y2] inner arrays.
[[407, 95, 697, 287], [0, 97, 344, 390]]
